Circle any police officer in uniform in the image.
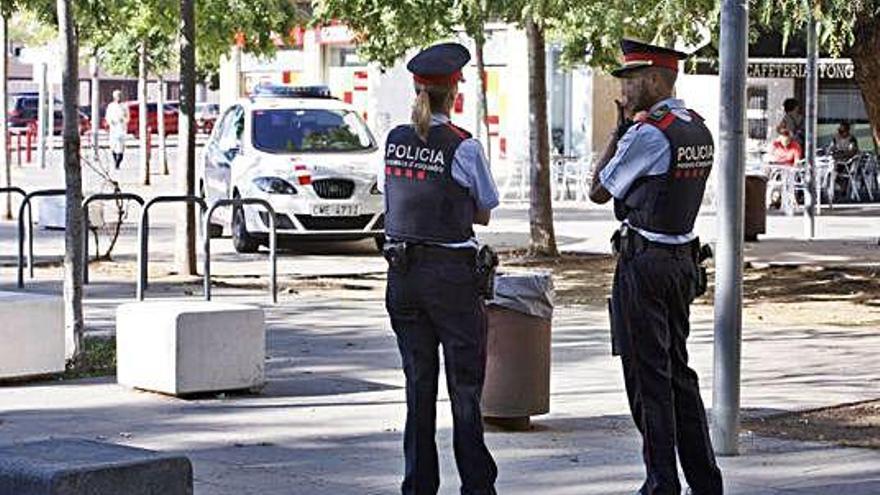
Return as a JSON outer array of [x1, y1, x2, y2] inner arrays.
[[380, 42, 499, 495], [589, 39, 724, 495]]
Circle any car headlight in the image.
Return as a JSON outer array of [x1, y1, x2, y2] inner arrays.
[[253, 177, 298, 195], [370, 182, 382, 195]]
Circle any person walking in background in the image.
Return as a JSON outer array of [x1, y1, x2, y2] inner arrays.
[[105, 89, 129, 169]]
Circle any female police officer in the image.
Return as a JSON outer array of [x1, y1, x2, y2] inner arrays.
[[380, 42, 499, 495]]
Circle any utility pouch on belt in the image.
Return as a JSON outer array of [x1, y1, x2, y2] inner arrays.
[[692, 241, 712, 298], [610, 225, 630, 257], [475, 245, 499, 299], [383, 241, 409, 272]]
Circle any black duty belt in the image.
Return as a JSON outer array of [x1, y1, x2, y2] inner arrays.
[[612, 226, 697, 258], [407, 243, 476, 262], [630, 233, 695, 254]]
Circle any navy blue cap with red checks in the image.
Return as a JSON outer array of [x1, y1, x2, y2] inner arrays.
[[612, 39, 688, 77], [407, 42, 470, 86]]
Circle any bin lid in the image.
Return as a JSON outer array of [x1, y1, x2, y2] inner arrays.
[[487, 271, 555, 320]]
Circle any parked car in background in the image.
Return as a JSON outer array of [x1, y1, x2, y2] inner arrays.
[[101, 101, 179, 136], [198, 84, 384, 253], [196, 102, 220, 134], [7, 92, 89, 134]]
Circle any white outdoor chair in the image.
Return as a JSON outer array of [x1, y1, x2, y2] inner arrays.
[[858, 153, 878, 201], [765, 161, 807, 216], [840, 154, 864, 202], [552, 155, 592, 202]]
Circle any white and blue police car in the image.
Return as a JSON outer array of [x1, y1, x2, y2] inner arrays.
[[199, 84, 384, 253]]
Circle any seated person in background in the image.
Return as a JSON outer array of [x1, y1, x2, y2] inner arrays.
[[827, 121, 859, 161], [769, 122, 803, 166], [782, 98, 805, 147]]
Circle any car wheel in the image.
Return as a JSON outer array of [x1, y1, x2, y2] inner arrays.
[[232, 198, 261, 253], [201, 182, 224, 238]]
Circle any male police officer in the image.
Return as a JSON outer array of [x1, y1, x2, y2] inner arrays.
[[589, 40, 724, 495], [381, 42, 499, 495]]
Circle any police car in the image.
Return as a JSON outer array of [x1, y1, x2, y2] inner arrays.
[[200, 85, 384, 253]]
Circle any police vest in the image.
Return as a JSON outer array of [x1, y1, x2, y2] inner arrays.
[[383, 123, 475, 244], [614, 106, 714, 235]]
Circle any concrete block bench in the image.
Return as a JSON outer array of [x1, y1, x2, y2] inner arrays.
[[117, 301, 265, 396], [0, 291, 65, 380], [0, 439, 192, 495]]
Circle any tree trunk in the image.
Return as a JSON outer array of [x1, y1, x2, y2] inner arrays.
[[474, 35, 491, 164], [90, 54, 99, 165], [175, 0, 197, 275], [138, 41, 150, 185], [158, 76, 168, 175], [1, 16, 10, 220], [57, 0, 84, 361], [851, 17, 880, 152], [525, 17, 557, 257]]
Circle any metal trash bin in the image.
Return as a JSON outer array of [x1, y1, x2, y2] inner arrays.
[[482, 271, 554, 430], [745, 174, 768, 242]]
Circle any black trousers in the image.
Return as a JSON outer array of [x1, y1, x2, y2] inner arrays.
[[611, 243, 723, 495], [386, 254, 497, 495]]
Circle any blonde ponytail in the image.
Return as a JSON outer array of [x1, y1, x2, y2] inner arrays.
[[411, 87, 432, 142]]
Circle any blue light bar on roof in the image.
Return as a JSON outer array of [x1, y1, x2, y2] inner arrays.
[[251, 84, 333, 99]]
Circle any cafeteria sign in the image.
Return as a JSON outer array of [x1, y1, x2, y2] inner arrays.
[[748, 60, 855, 80]]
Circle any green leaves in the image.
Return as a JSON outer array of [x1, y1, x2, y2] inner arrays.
[[197, 0, 307, 75], [313, 0, 460, 67]]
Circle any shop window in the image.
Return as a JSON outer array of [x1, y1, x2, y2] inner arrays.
[[329, 47, 365, 67], [747, 86, 768, 141], [818, 85, 872, 150]]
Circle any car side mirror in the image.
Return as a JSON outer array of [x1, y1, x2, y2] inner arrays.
[[223, 146, 240, 161]]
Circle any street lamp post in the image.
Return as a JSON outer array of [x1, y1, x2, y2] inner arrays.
[[712, 0, 748, 456], [804, 19, 819, 236]]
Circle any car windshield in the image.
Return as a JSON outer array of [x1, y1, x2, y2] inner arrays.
[[251, 108, 374, 153]]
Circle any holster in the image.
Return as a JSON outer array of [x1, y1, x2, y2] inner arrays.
[[691, 240, 712, 298], [382, 241, 409, 272], [475, 244, 499, 299]]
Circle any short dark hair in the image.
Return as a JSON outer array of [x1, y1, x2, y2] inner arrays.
[[839, 121, 851, 131], [783, 98, 800, 113], [776, 122, 790, 136]]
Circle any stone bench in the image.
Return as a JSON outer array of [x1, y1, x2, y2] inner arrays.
[[0, 439, 192, 495], [0, 291, 65, 380], [117, 301, 265, 396]]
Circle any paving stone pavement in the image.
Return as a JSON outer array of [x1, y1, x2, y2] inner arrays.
[[0, 290, 877, 494]]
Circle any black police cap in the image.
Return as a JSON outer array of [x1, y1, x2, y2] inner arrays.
[[611, 39, 688, 78], [407, 42, 470, 85]]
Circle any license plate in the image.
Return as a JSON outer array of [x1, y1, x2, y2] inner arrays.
[[311, 204, 360, 217]]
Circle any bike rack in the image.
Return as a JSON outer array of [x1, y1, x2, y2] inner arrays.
[[1, 187, 26, 286], [17, 189, 66, 288], [82, 192, 145, 284], [203, 198, 277, 303], [137, 195, 207, 301]]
